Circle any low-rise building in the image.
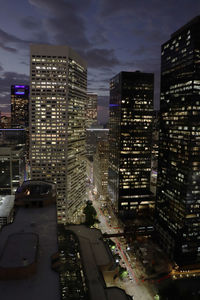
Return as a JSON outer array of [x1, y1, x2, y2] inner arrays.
[[0, 181, 60, 299], [0, 146, 25, 195], [0, 195, 15, 228], [66, 225, 132, 300]]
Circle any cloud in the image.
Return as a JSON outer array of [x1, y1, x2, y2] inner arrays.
[[100, 0, 200, 19], [0, 28, 30, 53], [0, 22, 49, 54], [0, 43, 17, 53], [29, 0, 92, 14], [99, 0, 200, 52], [20, 61, 29, 66], [84, 48, 119, 68], [20, 16, 42, 30], [45, 16, 91, 48], [29, 0, 92, 49], [0, 64, 4, 72]]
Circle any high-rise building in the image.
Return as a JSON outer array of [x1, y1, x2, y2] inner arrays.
[[156, 16, 200, 266], [86, 93, 97, 128], [11, 85, 29, 127], [93, 140, 109, 199], [150, 111, 159, 195], [11, 85, 30, 158], [108, 71, 154, 218], [30, 44, 87, 223], [86, 125, 109, 158]]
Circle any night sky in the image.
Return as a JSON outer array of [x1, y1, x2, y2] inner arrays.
[[0, 0, 200, 123]]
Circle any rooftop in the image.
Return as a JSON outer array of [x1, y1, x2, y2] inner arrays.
[[171, 15, 200, 37], [15, 180, 56, 205], [0, 146, 24, 154], [67, 225, 132, 300], [0, 232, 38, 268], [0, 203, 60, 300]]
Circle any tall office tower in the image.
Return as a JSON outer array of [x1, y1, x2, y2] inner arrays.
[[150, 111, 159, 195], [11, 85, 29, 127], [86, 125, 109, 158], [11, 85, 29, 158], [156, 16, 200, 266], [108, 71, 154, 218], [30, 44, 87, 223], [93, 140, 109, 199], [86, 93, 97, 128]]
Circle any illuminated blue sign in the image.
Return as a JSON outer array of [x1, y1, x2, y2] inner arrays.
[[15, 85, 25, 88], [15, 92, 25, 95], [13, 85, 29, 96]]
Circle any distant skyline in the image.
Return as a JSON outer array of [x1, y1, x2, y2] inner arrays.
[[0, 0, 200, 116]]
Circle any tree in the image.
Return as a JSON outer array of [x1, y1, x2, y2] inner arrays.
[[83, 201, 99, 227], [118, 266, 128, 279]]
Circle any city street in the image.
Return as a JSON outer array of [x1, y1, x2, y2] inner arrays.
[[88, 189, 156, 300]]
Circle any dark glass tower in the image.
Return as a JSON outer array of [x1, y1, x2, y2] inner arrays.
[[11, 85, 29, 127], [108, 71, 154, 218], [156, 16, 200, 266]]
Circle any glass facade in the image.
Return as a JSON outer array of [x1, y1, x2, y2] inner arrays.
[[156, 16, 200, 265], [108, 71, 154, 217]]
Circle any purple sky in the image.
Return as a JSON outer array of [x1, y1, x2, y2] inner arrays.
[[0, 0, 200, 123]]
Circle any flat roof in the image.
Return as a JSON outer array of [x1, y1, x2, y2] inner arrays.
[[0, 204, 60, 300], [171, 15, 200, 38], [67, 225, 131, 300], [0, 232, 38, 268], [30, 44, 87, 69], [0, 146, 23, 155]]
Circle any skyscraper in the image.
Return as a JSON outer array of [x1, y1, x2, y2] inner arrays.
[[156, 16, 200, 265], [108, 71, 154, 218], [86, 93, 98, 128], [30, 44, 87, 223], [11, 85, 29, 127], [93, 140, 109, 199], [11, 85, 30, 158]]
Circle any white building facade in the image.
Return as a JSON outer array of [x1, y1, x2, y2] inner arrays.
[[30, 44, 87, 223], [0, 195, 15, 228]]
